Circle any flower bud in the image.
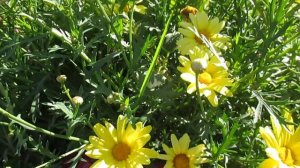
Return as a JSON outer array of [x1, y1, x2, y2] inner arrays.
[[180, 6, 198, 20], [106, 94, 114, 104], [56, 75, 67, 84], [191, 58, 207, 74], [72, 96, 83, 106]]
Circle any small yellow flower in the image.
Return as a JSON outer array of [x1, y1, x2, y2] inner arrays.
[[159, 134, 207, 168], [85, 115, 158, 167], [259, 110, 300, 168], [177, 11, 230, 55], [177, 49, 233, 107], [114, 3, 147, 14]]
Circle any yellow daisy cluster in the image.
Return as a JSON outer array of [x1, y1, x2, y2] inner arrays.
[[85, 115, 207, 168], [259, 110, 300, 168], [177, 6, 233, 107]]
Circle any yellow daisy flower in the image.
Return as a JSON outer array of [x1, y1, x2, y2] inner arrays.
[[177, 11, 230, 55], [85, 115, 158, 168], [259, 110, 300, 168], [177, 49, 233, 107], [159, 134, 207, 168]]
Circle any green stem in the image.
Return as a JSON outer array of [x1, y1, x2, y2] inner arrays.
[[35, 144, 87, 168], [129, 3, 134, 63], [0, 107, 88, 143], [136, 12, 174, 104], [62, 84, 73, 104], [195, 73, 205, 113]]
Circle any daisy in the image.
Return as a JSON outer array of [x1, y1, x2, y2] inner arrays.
[[177, 11, 230, 55], [177, 50, 233, 107], [159, 134, 207, 168], [85, 115, 158, 168], [259, 110, 300, 168]]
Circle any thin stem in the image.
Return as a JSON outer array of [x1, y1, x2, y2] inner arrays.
[[195, 73, 205, 113], [0, 107, 88, 143], [136, 12, 174, 107], [62, 84, 74, 104], [35, 144, 87, 168], [129, 2, 135, 63]]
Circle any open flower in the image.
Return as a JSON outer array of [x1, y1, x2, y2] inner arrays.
[[259, 110, 300, 168], [159, 134, 207, 168], [85, 115, 158, 167], [177, 50, 233, 107], [177, 11, 230, 55]]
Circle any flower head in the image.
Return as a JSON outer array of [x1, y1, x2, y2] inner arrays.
[[85, 115, 158, 168], [177, 11, 230, 55], [159, 134, 207, 168], [72, 96, 83, 106], [259, 110, 300, 168], [177, 49, 233, 107], [56, 75, 67, 83]]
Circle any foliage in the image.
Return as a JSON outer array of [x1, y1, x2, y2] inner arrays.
[[0, 0, 299, 167]]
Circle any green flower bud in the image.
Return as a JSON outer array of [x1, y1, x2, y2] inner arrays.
[[72, 96, 83, 106], [56, 75, 67, 84], [191, 58, 207, 74]]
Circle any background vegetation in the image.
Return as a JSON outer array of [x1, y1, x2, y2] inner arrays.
[[0, 0, 299, 167]]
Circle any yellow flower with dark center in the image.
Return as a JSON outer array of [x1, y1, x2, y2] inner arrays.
[[159, 134, 207, 168], [85, 115, 158, 168], [259, 110, 300, 168], [177, 11, 230, 55], [177, 49, 233, 107]]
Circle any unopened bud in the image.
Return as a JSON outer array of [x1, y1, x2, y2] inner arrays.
[[191, 58, 207, 74], [181, 6, 198, 20], [72, 96, 83, 106], [119, 103, 127, 112], [106, 94, 114, 104], [56, 75, 67, 83]]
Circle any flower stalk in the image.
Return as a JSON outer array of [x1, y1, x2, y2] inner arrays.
[[0, 107, 88, 143]]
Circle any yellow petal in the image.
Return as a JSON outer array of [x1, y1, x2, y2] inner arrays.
[[85, 148, 102, 159], [180, 73, 195, 83], [259, 158, 279, 168], [265, 147, 280, 161], [171, 134, 181, 154], [134, 5, 147, 14], [178, 133, 190, 152], [195, 12, 208, 31], [204, 90, 218, 107], [187, 83, 196, 94], [259, 127, 279, 149]]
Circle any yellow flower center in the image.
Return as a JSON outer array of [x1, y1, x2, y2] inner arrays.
[[112, 142, 131, 161], [173, 154, 190, 168], [279, 147, 294, 166], [194, 31, 211, 45], [198, 72, 212, 84]]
